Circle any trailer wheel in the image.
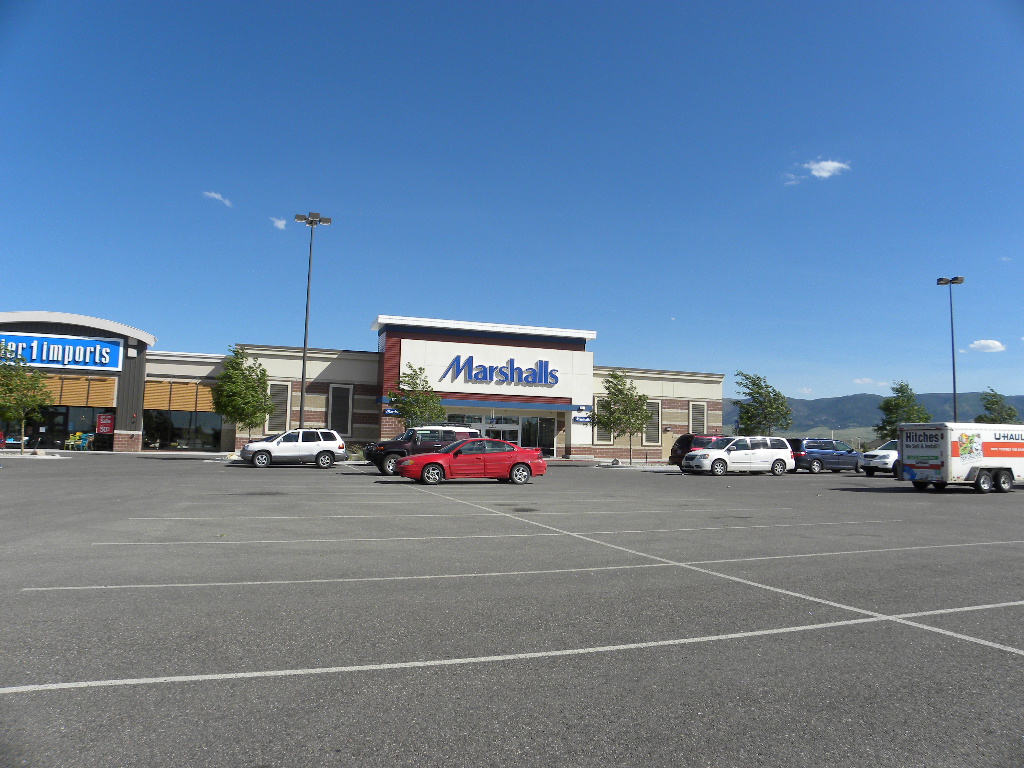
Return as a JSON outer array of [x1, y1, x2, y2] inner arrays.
[[974, 471, 993, 494], [911, 481, 930, 491], [932, 482, 948, 492], [994, 469, 1014, 493]]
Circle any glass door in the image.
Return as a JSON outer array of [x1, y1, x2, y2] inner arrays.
[[485, 415, 520, 445], [520, 416, 556, 456]]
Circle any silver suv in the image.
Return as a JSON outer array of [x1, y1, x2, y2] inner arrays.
[[240, 429, 349, 468]]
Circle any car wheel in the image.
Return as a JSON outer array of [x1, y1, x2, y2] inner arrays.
[[994, 469, 1014, 493], [912, 481, 930, 491], [808, 459, 823, 474], [974, 471, 993, 494], [315, 451, 334, 469], [853, 462, 861, 473], [251, 451, 271, 468], [864, 467, 876, 477], [933, 481, 948, 492], [380, 454, 400, 476], [710, 459, 727, 476], [421, 463, 443, 485], [509, 464, 531, 485], [770, 459, 787, 476]]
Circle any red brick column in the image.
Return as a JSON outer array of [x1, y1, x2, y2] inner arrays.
[[113, 431, 142, 452]]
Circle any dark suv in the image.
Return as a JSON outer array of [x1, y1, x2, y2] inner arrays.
[[365, 425, 482, 475], [786, 438, 862, 473], [668, 434, 720, 471]]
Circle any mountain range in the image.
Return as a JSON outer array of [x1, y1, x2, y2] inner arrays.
[[723, 392, 1024, 434]]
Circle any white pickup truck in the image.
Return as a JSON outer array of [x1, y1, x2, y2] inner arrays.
[[898, 422, 1024, 493]]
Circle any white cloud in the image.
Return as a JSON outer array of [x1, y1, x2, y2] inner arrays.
[[969, 339, 1006, 352], [803, 159, 850, 179], [203, 191, 232, 207], [271, 217, 287, 230], [797, 387, 812, 395], [854, 378, 889, 388], [1000, 256, 1012, 262], [783, 172, 805, 186]]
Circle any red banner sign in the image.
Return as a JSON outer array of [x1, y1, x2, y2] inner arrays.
[[96, 414, 115, 434]]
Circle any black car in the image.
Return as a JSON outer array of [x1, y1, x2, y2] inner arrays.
[[668, 433, 721, 470], [786, 438, 862, 473], [365, 425, 481, 475]]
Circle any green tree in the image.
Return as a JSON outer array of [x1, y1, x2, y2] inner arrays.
[[874, 380, 931, 440], [387, 364, 446, 428], [733, 371, 792, 435], [0, 354, 55, 454], [590, 370, 650, 464], [974, 387, 1020, 424], [211, 346, 275, 441]]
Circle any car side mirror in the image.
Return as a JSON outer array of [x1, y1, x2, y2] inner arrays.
[[726, 446, 735, 452], [453, 450, 461, 457]]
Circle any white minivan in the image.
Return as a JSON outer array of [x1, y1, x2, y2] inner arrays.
[[682, 436, 795, 476]]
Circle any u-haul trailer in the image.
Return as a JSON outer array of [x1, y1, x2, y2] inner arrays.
[[897, 422, 1024, 493]]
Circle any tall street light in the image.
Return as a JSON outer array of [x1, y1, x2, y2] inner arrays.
[[295, 212, 331, 428], [936, 276, 964, 422]]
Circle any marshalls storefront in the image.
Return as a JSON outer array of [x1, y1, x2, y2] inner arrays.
[[0, 312, 724, 459]]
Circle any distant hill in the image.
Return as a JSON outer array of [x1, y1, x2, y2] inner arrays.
[[724, 392, 1024, 435]]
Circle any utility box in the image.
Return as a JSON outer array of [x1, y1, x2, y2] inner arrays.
[[898, 422, 1024, 493]]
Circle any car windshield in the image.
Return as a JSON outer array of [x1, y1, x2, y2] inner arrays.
[[439, 440, 469, 454], [397, 429, 416, 441], [879, 440, 898, 450], [256, 434, 281, 443], [707, 437, 735, 450], [692, 437, 714, 449]]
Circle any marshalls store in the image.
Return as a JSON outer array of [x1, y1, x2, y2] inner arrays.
[[0, 312, 724, 460]]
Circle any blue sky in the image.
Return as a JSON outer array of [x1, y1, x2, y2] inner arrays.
[[2, 0, 1022, 400]]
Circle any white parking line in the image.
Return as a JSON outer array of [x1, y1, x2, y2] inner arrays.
[[129, 508, 743, 520], [91, 519, 903, 546], [130, 512, 503, 520], [21, 563, 671, 592], [5, 600, 1022, 695]]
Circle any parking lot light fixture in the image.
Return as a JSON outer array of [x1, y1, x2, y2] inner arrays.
[[936, 276, 964, 421], [296, 212, 332, 428]]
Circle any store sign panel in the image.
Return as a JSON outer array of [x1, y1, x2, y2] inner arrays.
[[0, 332, 124, 371], [402, 339, 591, 400]]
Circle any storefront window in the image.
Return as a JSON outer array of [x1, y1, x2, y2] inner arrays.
[[3, 406, 115, 451], [446, 413, 483, 425], [143, 410, 222, 450]]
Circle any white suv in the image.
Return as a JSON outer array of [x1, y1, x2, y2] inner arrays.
[[241, 429, 349, 468], [861, 439, 899, 477], [682, 436, 795, 476]]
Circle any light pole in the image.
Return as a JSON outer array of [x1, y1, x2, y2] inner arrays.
[[936, 276, 964, 421], [295, 212, 331, 428]]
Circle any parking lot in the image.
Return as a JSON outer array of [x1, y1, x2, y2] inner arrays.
[[1, 454, 1022, 767]]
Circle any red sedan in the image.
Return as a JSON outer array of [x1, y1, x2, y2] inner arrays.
[[396, 438, 547, 485]]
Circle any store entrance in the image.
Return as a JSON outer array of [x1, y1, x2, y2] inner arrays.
[[446, 412, 556, 456]]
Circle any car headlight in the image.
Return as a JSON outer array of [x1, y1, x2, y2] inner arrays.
[[400, 459, 413, 466], [696, 453, 709, 459]]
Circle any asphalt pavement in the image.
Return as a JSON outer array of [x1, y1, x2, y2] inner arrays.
[[1, 454, 1021, 767]]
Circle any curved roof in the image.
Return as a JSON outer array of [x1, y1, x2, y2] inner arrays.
[[0, 311, 157, 347]]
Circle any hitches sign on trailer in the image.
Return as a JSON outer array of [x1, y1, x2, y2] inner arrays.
[[0, 333, 124, 371]]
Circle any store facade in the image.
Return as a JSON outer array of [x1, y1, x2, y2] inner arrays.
[[1, 312, 724, 459], [373, 315, 598, 456]]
